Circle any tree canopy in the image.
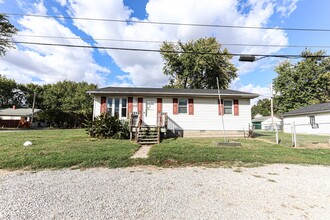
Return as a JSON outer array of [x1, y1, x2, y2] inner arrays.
[[160, 37, 237, 89], [0, 76, 97, 128], [273, 49, 330, 113], [0, 74, 18, 108], [0, 13, 18, 56], [251, 98, 271, 118]]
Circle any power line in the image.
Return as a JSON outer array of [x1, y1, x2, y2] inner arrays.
[[15, 34, 330, 48], [13, 41, 330, 58], [5, 12, 330, 32]]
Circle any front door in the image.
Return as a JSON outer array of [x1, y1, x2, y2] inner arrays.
[[144, 98, 157, 126]]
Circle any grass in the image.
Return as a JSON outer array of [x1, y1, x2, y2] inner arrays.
[[148, 137, 330, 166], [0, 129, 330, 170], [0, 129, 139, 169], [254, 131, 330, 147]]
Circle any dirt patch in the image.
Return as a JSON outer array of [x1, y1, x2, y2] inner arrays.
[[297, 142, 330, 149]]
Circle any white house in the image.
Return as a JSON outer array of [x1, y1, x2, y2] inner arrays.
[[252, 114, 282, 130], [282, 103, 330, 135], [88, 87, 258, 139]]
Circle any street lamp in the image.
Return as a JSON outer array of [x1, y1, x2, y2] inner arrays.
[[239, 55, 267, 62], [239, 55, 256, 62]]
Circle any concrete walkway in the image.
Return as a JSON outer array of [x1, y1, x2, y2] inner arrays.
[[131, 145, 152, 159]]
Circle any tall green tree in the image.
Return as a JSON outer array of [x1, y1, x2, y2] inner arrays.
[[160, 37, 237, 89], [41, 81, 97, 127], [251, 98, 279, 118], [0, 13, 18, 56], [0, 74, 18, 108], [273, 50, 330, 113]]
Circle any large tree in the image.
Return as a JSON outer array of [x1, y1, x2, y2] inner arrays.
[[0, 13, 18, 56], [160, 37, 237, 89], [0, 74, 19, 108], [273, 50, 330, 113], [251, 98, 279, 118]]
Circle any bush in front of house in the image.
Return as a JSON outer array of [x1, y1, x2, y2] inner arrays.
[[84, 113, 129, 139]]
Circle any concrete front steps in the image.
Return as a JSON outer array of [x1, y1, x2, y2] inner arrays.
[[137, 126, 159, 145]]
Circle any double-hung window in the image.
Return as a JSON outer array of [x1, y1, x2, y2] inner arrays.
[[178, 99, 187, 114], [224, 100, 233, 114], [107, 97, 127, 118], [121, 98, 127, 117], [107, 98, 113, 116], [309, 116, 315, 125], [114, 98, 120, 118]]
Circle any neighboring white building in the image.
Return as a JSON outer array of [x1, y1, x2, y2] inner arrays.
[[87, 87, 259, 137], [282, 103, 330, 135], [252, 115, 282, 130]]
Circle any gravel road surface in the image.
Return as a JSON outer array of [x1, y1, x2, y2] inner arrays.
[[0, 164, 329, 219]]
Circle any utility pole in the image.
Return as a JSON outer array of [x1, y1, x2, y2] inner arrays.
[[270, 83, 274, 130], [217, 77, 227, 143], [31, 92, 36, 125]]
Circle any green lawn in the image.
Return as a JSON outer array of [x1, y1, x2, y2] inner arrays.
[[0, 129, 139, 169], [254, 131, 330, 147], [149, 137, 330, 166], [0, 129, 330, 170]]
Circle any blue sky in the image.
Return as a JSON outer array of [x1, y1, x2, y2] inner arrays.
[[1, 0, 330, 102]]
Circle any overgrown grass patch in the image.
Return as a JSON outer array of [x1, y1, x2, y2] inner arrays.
[[0, 129, 139, 169]]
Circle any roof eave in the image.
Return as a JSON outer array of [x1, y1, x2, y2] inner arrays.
[[282, 109, 330, 117], [86, 90, 259, 99]]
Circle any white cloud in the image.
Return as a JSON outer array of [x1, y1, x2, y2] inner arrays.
[[55, 0, 67, 6], [1, 0, 300, 88], [65, 0, 298, 87], [0, 1, 110, 85], [0, 0, 4, 4], [230, 78, 271, 105]]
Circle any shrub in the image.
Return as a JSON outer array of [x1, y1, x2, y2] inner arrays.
[[84, 114, 130, 139]]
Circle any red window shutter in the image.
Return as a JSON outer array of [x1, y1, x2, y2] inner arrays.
[[173, 98, 178, 115], [157, 98, 162, 125], [100, 96, 107, 114], [234, 99, 239, 116], [138, 98, 143, 116], [188, 99, 194, 115], [218, 99, 224, 115], [157, 98, 162, 113], [128, 97, 133, 117]]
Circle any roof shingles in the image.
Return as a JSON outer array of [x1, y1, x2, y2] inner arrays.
[[87, 87, 259, 98], [282, 103, 330, 117]]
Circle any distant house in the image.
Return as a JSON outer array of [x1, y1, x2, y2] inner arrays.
[[252, 114, 282, 130], [282, 103, 330, 135], [87, 87, 259, 140], [0, 106, 41, 128]]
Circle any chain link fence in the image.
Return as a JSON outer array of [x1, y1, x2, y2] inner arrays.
[[253, 122, 330, 148]]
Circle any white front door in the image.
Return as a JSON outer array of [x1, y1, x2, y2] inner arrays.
[[144, 98, 157, 126]]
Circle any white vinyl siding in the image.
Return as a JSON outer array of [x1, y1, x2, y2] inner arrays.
[[283, 112, 330, 135], [93, 96, 252, 131]]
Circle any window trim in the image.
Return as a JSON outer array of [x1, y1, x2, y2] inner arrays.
[[223, 99, 233, 115], [178, 98, 188, 114]]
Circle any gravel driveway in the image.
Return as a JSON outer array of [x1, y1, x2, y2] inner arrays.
[[0, 165, 329, 219]]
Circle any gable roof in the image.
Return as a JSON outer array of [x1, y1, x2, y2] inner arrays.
[[282, 103, 330, 117], [87, 87, 259, 99], [0, 108, 41, 117]]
